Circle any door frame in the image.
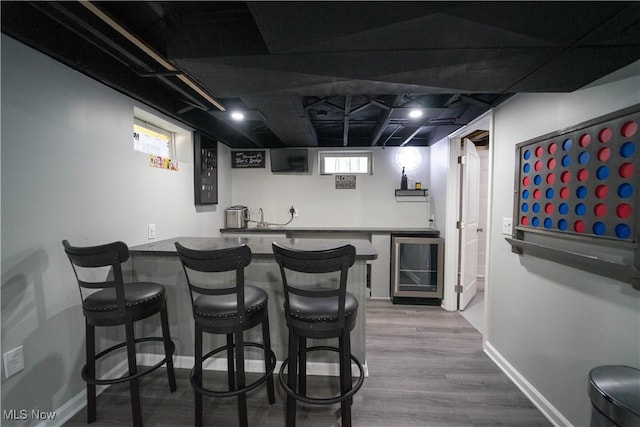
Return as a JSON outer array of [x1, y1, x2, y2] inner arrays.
[[441, 111, 494, 316]]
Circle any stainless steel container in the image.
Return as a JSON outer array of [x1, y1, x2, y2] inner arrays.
[[225, 206, 249, 228]]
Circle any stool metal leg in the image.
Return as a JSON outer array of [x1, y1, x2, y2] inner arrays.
[[160, 306, 177, 392], [339, 331, 353, 427], [194, 326, 204, 427], [261, 313, 276, 404], [298, 337, 307, 397], [286, 330, 299, 427], [235, 328, 248, 427], [85, 321, 97, 424], [125, 320, 142, 427], [226, 334, 236, 391]]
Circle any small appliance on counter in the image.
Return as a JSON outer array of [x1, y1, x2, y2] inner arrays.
[[225, 206, 249, 228]]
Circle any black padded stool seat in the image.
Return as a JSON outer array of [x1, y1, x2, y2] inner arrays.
[[62, 240, 176, 427], [193, 285, 267, 320], [288, 291, 358, 331], [175, 242, 276, 427], [83, 282, 166, 323], [272, 243, 365, 427]]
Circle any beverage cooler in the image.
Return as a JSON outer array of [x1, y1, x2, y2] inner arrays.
[[391, 234, 444, 304]]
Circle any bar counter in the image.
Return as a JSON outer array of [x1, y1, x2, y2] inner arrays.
[[128, 237, 377, 375]]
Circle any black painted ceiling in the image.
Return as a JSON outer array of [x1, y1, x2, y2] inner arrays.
[[3, 1, 640, 148]]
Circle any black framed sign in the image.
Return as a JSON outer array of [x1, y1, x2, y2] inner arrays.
[[232, 150, 265, 168]]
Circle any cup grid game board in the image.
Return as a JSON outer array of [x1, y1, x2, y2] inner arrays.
[[515, 107, 638, 244]]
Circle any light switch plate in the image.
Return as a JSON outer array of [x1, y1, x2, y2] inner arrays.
[[148, 224, 156, 240], [502, 218, 513, 235]]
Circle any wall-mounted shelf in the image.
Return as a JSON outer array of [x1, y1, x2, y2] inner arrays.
[[395, 189, 429, 202]]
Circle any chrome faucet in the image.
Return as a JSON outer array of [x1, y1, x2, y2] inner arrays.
[[258, 208, 266, 228]]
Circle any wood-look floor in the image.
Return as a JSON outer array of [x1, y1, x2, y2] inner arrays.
[[65, 299, 551, 426]]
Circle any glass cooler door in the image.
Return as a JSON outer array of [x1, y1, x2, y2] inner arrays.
[[392, 236, 443, 299]]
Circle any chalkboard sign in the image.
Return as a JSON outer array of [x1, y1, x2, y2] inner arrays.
[[232, 150, 265, 168]]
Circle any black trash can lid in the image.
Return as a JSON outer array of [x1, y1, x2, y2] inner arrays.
[[589, 365, 640, 426]]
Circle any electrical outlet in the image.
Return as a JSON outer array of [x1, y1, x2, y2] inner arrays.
[[3, 346, 25, 379], [502, 218, 513, 235], [148, 224, 156, 240], [293, 207, 299, 217]]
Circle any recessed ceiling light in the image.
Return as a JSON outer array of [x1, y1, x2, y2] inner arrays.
[[409, 109, 423, 119], [230, 111, 245, 121]]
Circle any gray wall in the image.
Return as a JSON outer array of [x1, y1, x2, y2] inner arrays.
[[230, 147, 431, 228], [229, 147, 433, 300], [487, 65, 640, 426], [1, 35, 229, 423]]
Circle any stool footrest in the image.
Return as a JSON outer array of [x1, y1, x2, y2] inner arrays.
[[191, 341, 277, 398], [82, 337, 175, 385], [278, 345, 364, 405]]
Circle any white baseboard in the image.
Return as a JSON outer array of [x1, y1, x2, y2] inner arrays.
[[138, 353, 368, 377], [484, 341, 572, 427], [48, 354, 368, 426], [39, 359, 129, 427]]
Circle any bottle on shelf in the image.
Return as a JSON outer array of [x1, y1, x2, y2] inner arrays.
[[400, 167, 408, 190]]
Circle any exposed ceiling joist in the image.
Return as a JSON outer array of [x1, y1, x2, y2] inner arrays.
[[343, 95, 352, 147], [370, 95, 403, 146]]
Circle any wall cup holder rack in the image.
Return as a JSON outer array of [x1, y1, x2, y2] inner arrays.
[[506, 237, 640, 290]]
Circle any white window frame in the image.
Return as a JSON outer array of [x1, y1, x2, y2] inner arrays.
[[318, 151, 373, 175]]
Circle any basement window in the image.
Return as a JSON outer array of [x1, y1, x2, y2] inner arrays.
[[133, 117, 175, 159], [319, 151, 373, 175]]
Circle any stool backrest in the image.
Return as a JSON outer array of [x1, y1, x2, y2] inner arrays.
[[174, 242, 252, 320], [272, 243, 356, 328], [62, 240, 130, 314]]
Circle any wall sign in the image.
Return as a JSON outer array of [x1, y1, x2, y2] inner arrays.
[[232, 150, 265, 168], [335, 175, 356, 189]]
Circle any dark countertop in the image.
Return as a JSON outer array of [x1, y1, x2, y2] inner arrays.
[[130, 236, 378, 260], [220, 227, 440, 236]]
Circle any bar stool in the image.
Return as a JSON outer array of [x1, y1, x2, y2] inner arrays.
[[174, 242, 276, 427], [272, 243, 365, 427], [62, 240, 176, 427]]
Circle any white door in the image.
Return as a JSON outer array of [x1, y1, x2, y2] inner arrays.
[[458, 138, 480, 310]]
